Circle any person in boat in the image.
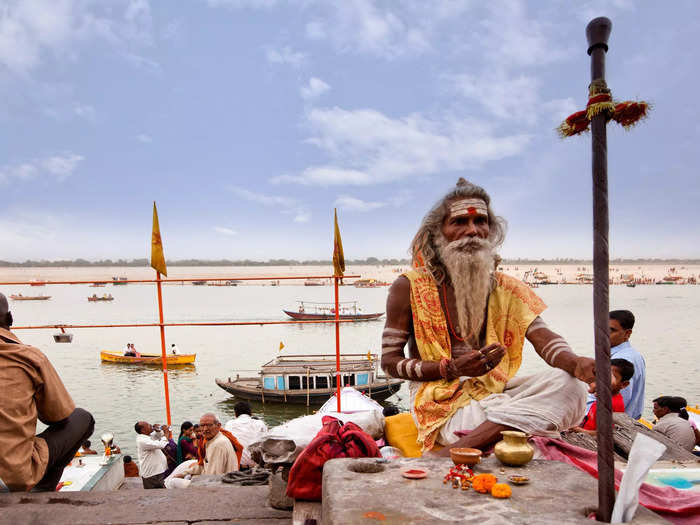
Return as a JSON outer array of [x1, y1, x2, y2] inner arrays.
[[381, 178, 595, 453], [0, 292, 95, 491], [79, 440, 98, 455], [134, 421, 170, 489], [176, 413, 239, 478], [124, 343, 136, 357], [652, 396, 696, 452], [585, 310, 646, 420], [572, 358, 634, 434], [171, 343, 179, 355], [223, 402, 268, 468]]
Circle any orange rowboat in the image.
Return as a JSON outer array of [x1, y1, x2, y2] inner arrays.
[[100, 351, 196, 366]]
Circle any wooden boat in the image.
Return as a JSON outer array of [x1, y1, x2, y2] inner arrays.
[[304, 279, 325, 286], [353, 278, 389, 288], [207, 280, 240, 286], [283, 301, 383, 321], [9, 294, 51, 301], [30, 280, 46, 286], [88, 295, 114, 302], [192, 280, 207, 286], [215, 353, 402, 405], [100, 351, 196, 365], [112, 277, 128, 285], [90, 282, 106, 287]]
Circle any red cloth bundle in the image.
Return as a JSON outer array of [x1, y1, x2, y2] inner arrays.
[[286, 415, 381, 501]]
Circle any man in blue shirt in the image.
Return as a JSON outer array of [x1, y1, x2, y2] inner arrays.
[[586, 310, 646, 420]]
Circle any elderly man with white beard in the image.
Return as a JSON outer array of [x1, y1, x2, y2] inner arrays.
[[381, 178, 596, 453]]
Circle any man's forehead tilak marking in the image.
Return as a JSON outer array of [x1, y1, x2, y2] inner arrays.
[[449, 199, 488, 218]]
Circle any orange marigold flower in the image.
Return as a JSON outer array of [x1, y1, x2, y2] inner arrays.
[[491, 483, 512, 499], [472, 473, 498, 493]]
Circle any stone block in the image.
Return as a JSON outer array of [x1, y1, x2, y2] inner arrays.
[[322, 456, 669, 524]]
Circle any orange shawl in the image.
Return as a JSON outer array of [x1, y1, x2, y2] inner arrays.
[[197, 429, 243, 466]]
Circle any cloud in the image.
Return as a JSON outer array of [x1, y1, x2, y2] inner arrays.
[[300, 77, 330, 100], [206, 0, 278, 8], [0, 0, 158, 74], [73, 103, 95, 119], [213, 226, 237, 235], [303, 1, 430, 59], [274, 107, 530, 186], [135, 133, 153, 143], [266, 45, 306, 67], [228, 186, 312, 223], [230, 186, 296, 207], [334, 195, 385, 212], [0, 152, 84, 184], [450, 73, 540, 124]]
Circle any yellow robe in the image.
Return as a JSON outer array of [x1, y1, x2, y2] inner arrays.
[[404, 270, 546, 450]]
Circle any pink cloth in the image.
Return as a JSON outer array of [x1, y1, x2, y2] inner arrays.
[[532, 436, 700, 525]]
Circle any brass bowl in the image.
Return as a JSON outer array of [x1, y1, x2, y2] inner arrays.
[[449, 447, 482, 467]]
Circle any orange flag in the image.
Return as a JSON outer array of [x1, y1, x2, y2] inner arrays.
[[332, 208, 345, 277], [150, 202, 167, 276], [279, 341, 285, 351]]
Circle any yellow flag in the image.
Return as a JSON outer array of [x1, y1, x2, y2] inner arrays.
[[332, 208, 345, 277], [150, 202, 167, 276], [279, 341, 285, 351]]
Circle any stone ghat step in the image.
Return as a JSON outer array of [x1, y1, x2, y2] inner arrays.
[[0, 482, 291, 525]]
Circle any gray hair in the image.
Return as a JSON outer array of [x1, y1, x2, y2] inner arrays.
[[410, 178, 506, 284]]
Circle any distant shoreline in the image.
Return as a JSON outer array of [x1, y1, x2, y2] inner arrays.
[[2, 257, 700, 267], [1, 263, 699, 285]]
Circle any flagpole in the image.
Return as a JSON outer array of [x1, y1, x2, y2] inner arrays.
[[334, 275, 341, 412], [156, 270, 172, 426]]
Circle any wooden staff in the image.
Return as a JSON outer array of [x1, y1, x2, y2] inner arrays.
[[586, 16, 615, 522]]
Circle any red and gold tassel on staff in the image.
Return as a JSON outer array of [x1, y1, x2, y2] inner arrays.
[[558, 79, 650, 138]]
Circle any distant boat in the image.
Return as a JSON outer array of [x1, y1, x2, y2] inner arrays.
[[304, 279, 325, 286], [283, 301, 384, 321], [100, 351, 196, 366], [10, 294, 51, 301], [353, 279, 389, 288], [207, 280, 240, 286], [192, 280, 207, 286], [90, 282, 106, 287], [30, 280, 46, 287], [215, 353, 402, 405], [88, 295, 114, 302], [626, 283, 636, 288], [112, 277, 128, 285]]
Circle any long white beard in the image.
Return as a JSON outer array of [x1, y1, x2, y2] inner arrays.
[[436, 235, 496, 344]]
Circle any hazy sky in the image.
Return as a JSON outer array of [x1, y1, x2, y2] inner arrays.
[[1, 1, 699, 261]]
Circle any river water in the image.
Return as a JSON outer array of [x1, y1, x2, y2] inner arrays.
[[5, 278, 699, 457]]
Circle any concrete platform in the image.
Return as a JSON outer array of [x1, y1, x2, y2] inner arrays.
[[0, 479, 291, 525], [322, 456, 670, 524]]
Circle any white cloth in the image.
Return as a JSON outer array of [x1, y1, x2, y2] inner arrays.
[[164, 459, 196, 489], [224, 414, 268, 467], [136, 434, 168, 479], [409, 368, 587, 445], [185, 432, 238, 476]]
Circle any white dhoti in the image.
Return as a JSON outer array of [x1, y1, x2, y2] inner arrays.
[[410, 368, 587, 446]]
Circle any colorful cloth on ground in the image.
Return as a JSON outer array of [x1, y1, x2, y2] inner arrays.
[[581, 393, 625, 430], [403, 269, 546, 450], [532, 436, 700, 525]]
